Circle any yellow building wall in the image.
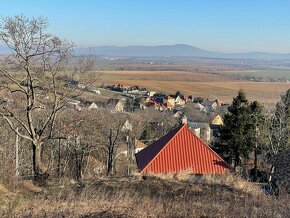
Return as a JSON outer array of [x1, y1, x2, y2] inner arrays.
[[212, 115, 224, 125]]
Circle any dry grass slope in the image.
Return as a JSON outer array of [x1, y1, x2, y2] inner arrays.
[[1, 174, 289, 217]]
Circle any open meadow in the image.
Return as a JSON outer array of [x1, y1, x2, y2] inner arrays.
[[99, 70, 290, 103]]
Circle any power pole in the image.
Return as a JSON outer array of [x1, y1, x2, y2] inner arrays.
[[15, 127, 19, 176]]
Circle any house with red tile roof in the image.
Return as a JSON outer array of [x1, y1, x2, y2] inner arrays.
[[135, 124, 230, 174]]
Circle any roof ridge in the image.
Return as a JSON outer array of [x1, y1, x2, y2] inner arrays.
[[140, 124, 186, 173]]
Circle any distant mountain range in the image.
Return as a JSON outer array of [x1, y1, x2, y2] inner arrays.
[[1, 43, 290, 59], [90, 44, 290, 60]]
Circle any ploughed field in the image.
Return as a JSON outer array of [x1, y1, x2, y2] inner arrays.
[[100, 70, 290, 103]]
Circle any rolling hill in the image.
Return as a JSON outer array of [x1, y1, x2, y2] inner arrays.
[[90, 44, 290, 59], [1, 43, 290, 59]]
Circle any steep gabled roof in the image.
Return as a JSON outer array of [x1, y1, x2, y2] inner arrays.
[[166, 95, 175, 100], [107, 98, 120, 107], [193, 102, 205, 110], [215, 99, 225, 106], [202, 100, 217, 107], [136, 125, 183, 171], [211, 114, 224, 126], [135, 124, 230, 174]]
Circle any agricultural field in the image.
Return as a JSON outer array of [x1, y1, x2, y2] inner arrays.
[[218, 69, 290, 81], [99, 70, 290, 103]]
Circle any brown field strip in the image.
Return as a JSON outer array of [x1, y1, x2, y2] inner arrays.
[[102, 71, 233, 82], [97, 71, 290, 103]]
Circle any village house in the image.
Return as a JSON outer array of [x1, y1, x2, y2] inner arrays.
[[106, 98, 126, 112], [173, 110, 183, 118], [145, 96, 152, 104], [202, 100, 218, 111], [78, 83, 86, 89], [148, 91, 156, 97], [192, 102, 207, 112], [188, 121, 212, 143], [121, 120, 133, 132], [211, 114, 224, 126], [152, 93, 167, 99], [139, 102, 147, 110], [154, 97, 165, 105], [135, 124, 230, 174], [135, 139, 147, 153], [187, 95, 194, 102], [74, 104, 82, 111], [154, 102, 167, 111], [88, 102, 99, 110], [215, 99, 225, 106], [119, 139, 148, 159], [165, 96, 175, 107], [108, 84, 130, 92], [91, 89, 101, 94], [175, 95, 186, 107], [67, 99, 83, 111]]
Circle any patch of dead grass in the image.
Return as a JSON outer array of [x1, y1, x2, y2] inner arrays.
[[0, 176, 290, 217]]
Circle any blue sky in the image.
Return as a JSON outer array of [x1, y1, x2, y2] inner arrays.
[[1, 0, 290, 53]]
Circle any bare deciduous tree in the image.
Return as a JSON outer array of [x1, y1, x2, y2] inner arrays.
[[265, 90, 290, 184], [0, 15, 94, 183], [266, 101, 289, 156], [137, 108, 179, 144], [97, 111, 127, 175]]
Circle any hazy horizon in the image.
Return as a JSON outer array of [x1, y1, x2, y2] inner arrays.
[[76, 44, 290, 54], [1, 1, 290, 53]]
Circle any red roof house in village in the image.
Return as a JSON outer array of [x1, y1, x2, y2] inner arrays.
[[135, 124, 230, 174]]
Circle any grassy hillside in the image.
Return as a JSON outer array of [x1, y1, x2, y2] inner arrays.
[[1, 174, 289, 217]]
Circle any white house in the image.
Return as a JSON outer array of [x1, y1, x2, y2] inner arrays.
[[175, 95, 186, 107], [122, 120, 133, 132], [92, 89, 101, 94], [88, 102, 98, 110], [192, 102, 207, 112]]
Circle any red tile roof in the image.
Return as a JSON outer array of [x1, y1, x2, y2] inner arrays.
[[135, 124, 230, 174]]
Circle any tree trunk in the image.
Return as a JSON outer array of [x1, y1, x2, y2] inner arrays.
[[253, 144, 258, 181], [242, 156, 248, 179], [234, 152, 240, 170], [57, 139, 61, 179], [32, 142, 49, 185], [107, 151, 114, 176]]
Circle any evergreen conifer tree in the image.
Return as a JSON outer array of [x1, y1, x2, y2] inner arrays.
[[214, 90, 254, 170]]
